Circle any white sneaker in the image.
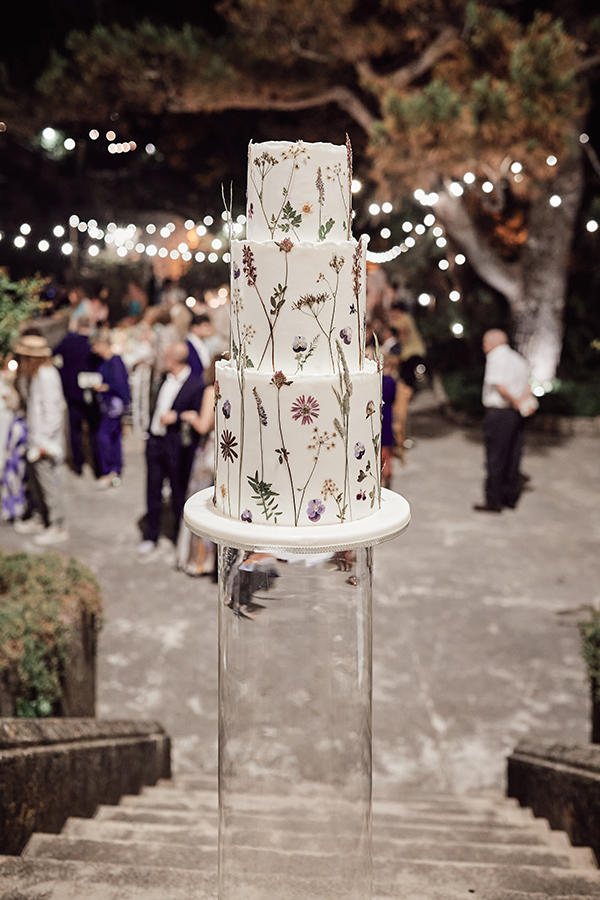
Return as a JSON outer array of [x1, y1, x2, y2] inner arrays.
[[34, 525, 69, 546], [137, 539, 158, 560], [14, 515, 45, 535]]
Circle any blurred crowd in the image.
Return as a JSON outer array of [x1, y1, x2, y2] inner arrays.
[[0, 270, 428, 572]]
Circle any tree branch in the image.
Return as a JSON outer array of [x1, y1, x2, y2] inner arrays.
[[356, 27, 460, 92], [171, 84, 377, 132], [434, 188, 523, 306]]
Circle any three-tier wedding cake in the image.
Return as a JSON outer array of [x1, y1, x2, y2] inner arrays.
[[214, 138, 381, 527]]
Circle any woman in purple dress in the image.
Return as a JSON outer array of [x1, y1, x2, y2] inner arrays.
[[91, 331, 131, 489]]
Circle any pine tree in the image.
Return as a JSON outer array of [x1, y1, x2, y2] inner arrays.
[[6, 0, 600, 378]]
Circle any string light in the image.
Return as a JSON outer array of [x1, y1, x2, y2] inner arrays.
[[455, 254, 466, 265], [463, 172, 476, 184], [53, 225, 65, 237], [146, 224, 156, 234], [404, 236, 415, 247], [449, 182, 464, 197], [449, 290, 461, 302], [208, 252, 219, 263], [381, 202, 393, 213], [432, 226, 444, 237], [211, 238, 223, 249], [184, 219, 195, 230], [351, 179, 362, 193], [106, 131, 116, 141], [424, 214, 435, 227], [418, 293, 432, 306], [380, 227, 391, 239], [145, 143, 156, 154], [414, 189, 425, 201], [88, 245, 99, 257], [38, 240, 49, 251], [20, 224, 31, 235], [69, 215, 79, 227], [402, 221, 413, 233], [549, 195, 562, 207], [368, 203, 380, 216], [482, 181, 494, 193], [14, 236, 26, 248], [414, 224, 425, 235], [203, 215, 214, 226], [7, 359, 18, 371], [64, 138, 76, 151], [89, 130, 99, 140], [146, 245, 157, 257], [438, 259, 449, 270], [451, 323, 464, 336], [195, 252, 206, 262], [436, 237, 447, 248], [587, 220, 599, 233], [546, 155, 557, 166], [510, 162, 522, 173], [116, 246, 127, 257], [61, 243, 73, 255], [196, 224, 207, 236], [580, 134, 589, 144]]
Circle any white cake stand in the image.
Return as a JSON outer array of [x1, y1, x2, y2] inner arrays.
[[184, 487, 411, 900]]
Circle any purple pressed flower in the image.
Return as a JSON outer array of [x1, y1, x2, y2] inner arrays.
[[307, 498, 325, 522], [220, 430, 238, 462], [354, 441, 365, 460], [357, 490, 366, 501], [339, 326, 352, 345], [349, 304, 356, 315], [291, 394, 320, 425], [222, 400, 231, 419], [241, 509, 252, 523], [233, 263, 241, 280], [366, 399, 376, 418], [248, 202, 254, 219], [293, 336, 308, 353]]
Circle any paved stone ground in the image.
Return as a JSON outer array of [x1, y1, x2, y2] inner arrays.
[[1, 400, 598, 793]]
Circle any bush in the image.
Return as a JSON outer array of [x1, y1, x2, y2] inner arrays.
[[579, 611, 600, 701], [441, 369, 485, 418], [539, 380, 600, 418], [0, 552, 102, 717]]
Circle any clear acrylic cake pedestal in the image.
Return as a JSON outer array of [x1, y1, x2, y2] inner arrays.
[[184, 488, 411, 900]]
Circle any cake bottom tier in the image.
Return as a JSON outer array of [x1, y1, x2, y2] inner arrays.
[[214, 360, 382, 527]]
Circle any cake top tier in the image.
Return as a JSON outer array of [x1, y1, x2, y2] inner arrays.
[[246, 140, 353, 243]]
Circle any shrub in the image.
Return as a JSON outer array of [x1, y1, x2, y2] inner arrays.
[[0, 552, 102, 717], [579, 611, 600, 701]]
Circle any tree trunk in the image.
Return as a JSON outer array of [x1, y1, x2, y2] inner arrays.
[[513, 155, 583, 382], [435, 153, 584, 381]]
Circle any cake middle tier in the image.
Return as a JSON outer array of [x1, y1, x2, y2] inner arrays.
[[214, 359, 382, 527], [231, 238, 367, 375]]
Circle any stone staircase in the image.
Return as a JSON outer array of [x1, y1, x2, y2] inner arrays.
[[1, 776, 600, 899]]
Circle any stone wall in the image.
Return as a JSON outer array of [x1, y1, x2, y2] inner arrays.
[[0, 718, 171, 855], [507, 740, 600, 863]]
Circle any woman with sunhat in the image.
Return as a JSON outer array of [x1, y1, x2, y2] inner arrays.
[[12, 334, 69, 545]]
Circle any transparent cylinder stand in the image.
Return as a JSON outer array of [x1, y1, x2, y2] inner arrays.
[[217, 545, 373, 900]]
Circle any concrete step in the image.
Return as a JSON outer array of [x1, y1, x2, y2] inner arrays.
[[3, 855, 600, 900], [61, 817, 580, 868], [21, 833, 600, 889], [88, 806, 562, 845]]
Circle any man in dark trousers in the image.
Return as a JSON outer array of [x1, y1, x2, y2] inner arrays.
[[138, 341, 204, 559], [474, 329, 534, 513], [53, 316, 99, 476]]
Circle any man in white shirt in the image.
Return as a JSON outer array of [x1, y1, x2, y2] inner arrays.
[[475, 329, 533, 513], [138, 342, 204, 557]]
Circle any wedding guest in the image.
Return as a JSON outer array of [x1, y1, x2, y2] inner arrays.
[[54, 316, 99, 476], [138, 342, 204, 560], [12, 335, 68, 545], [91, 331, 131, 489], [186, 313, 214, 380], [1, 385, 28, 523]]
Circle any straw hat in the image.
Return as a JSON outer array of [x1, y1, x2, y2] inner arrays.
[[13, 335, 52, 357]]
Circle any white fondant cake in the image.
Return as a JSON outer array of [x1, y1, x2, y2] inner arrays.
[[214, 139, 381, 527]]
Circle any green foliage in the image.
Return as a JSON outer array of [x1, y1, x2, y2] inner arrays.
[[579, 612, 600, 698], [442, 370, 485, 417], [0, 552, 102, 717], [0, 272, 45, 362], [539, 380, 600, 418], [247, 471, 281, 522]]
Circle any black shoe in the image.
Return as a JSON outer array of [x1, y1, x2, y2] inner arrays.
[[473, 504, 502, 513]]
